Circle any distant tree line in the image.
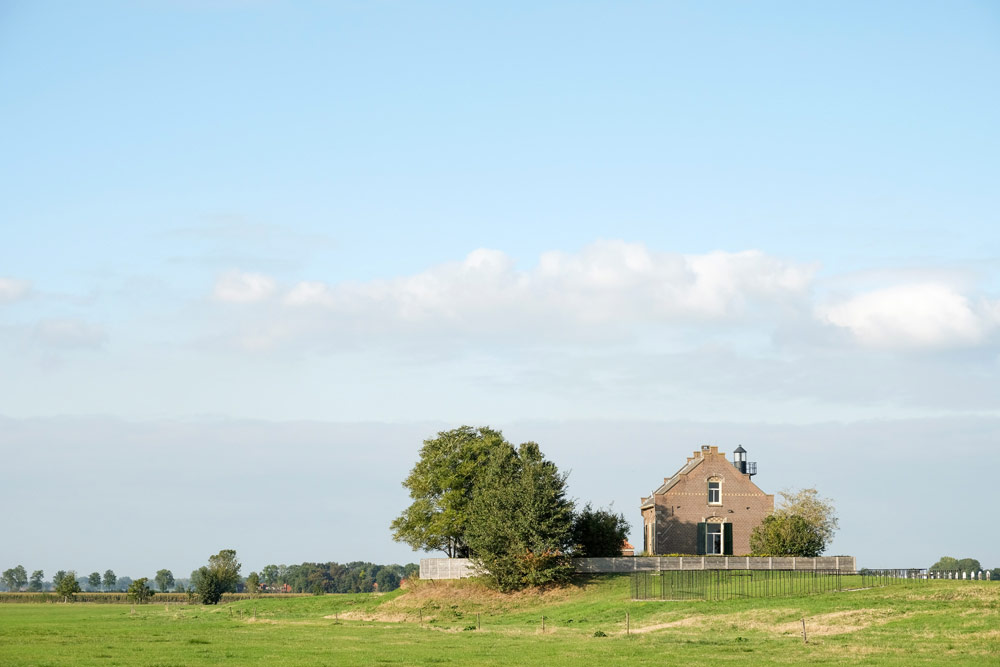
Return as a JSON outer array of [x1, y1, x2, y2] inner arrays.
[[930, 556, 998, 579], [257, 561, 419, 595], [2, 555, 419, 602], [1, 567, 124, 593]]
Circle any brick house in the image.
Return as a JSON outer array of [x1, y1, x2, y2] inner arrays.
[[640, 445, 773, 555]]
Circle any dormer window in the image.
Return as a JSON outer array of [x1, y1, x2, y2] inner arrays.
[[708, 479, 721, 504]]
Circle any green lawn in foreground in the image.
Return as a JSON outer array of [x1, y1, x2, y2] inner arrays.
[[0, 576, 996, 666]]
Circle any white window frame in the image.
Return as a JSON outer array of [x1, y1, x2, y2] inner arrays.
[[708, 480, 721, 505], [706, 522, 723, 555]]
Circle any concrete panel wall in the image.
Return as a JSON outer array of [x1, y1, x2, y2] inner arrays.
[[419, 556, 856, 579]]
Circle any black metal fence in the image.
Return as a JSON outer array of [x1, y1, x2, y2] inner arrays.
[[631, 568, 993, 601], [631, 569, 844, 601]]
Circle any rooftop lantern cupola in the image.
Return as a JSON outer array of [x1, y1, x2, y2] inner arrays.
[[732, 445, 757, 477]]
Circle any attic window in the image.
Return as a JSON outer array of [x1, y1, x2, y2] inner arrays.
[[708, 479, 721, 505]]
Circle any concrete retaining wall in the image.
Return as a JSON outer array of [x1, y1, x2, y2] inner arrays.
[[420, 556, 856, 579]]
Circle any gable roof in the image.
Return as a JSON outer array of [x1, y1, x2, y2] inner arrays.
[[652, 455, 704, 495]]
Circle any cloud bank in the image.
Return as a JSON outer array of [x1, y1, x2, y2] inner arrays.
[[214, 241, 999, 353]]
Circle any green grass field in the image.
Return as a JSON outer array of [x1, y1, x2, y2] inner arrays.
[[1, 576, 997, 666]]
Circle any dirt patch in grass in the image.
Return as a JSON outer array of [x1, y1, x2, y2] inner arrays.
[[905, 585, 1000, 603], [773, 609, 901, 637], [627, 616, 707, 634], [625, 607, 901, 638]]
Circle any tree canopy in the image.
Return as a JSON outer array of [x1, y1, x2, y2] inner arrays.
[[750, 513, 824, 557], [930, 556, 982, 573], [55, 570, 81, 600], [777, 488, 838, 547], [126, 577, 155, 604], [2, 565, 27, 592], [391, 425, 640, 591], [155, 569, 175, 593], [192, 549, 241, 604], [245, 572, 261, 598], [751, 487, 837, 557], [465, 441, 575, 591], [571, 504, 630, 557], [255, 561, 415, 594], [391, 426, 513, 557]]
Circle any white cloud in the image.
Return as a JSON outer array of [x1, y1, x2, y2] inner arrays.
[[213, 270, 276, 303], [32, 319, 107, 349], [818, 283, 996, 348], [283, 242, 815, 330], [214, 243, 1000, 357], [0, 278, 31, 303]]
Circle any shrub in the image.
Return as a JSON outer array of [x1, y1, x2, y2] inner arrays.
[[750, 514, 823, 557]]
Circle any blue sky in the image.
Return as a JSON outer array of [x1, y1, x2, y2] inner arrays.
[[1, 1, 998, 577]]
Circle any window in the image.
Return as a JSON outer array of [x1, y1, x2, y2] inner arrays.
[[706, 523, 723, 554], [697, 521, 733, 555], [708, 480, 721, 504]]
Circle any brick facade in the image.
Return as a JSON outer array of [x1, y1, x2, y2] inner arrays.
[[641, 445, 773, 556]]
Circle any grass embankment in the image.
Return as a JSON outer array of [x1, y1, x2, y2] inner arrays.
[[0, 576, 996, 666]]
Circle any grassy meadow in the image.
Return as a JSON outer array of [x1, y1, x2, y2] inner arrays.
[[1, 575, 997, 666]]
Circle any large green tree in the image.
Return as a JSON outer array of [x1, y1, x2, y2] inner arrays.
[[192, 549, 241, 604], [87, 572, 102, 591], [750, 514, 824, 557], [571, 504, 630, 557], [55, 570, 81, 601], [391, 426, 513, 557], [245, 572, 261, 598], [930, 556, 982, 573], [28, 570, 44, 592], [777, 488, 838, 547], [465, 442, 575, 591], [127, 578, 155, 604], [261, 564, 279, 587], [155, 569, 175, 592], [751, 488, 838, 556], [956, 558, 981, 573], [102, 570, 117, 592], [2, 565, 27, 592]]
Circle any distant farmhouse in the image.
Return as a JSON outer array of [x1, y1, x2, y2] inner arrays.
[[641, 445, 773, 555]]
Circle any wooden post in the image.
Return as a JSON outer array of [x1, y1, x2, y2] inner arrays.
[[626, 611, 630, 635], [477, 613, 480, 630], [801, 618, 807, 643], [541, 616, 545, 633], [253, 604, 257, 620]]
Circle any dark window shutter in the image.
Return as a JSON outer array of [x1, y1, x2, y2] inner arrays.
[[724, 523, 733, 555], [696, 522, 707, 555]]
